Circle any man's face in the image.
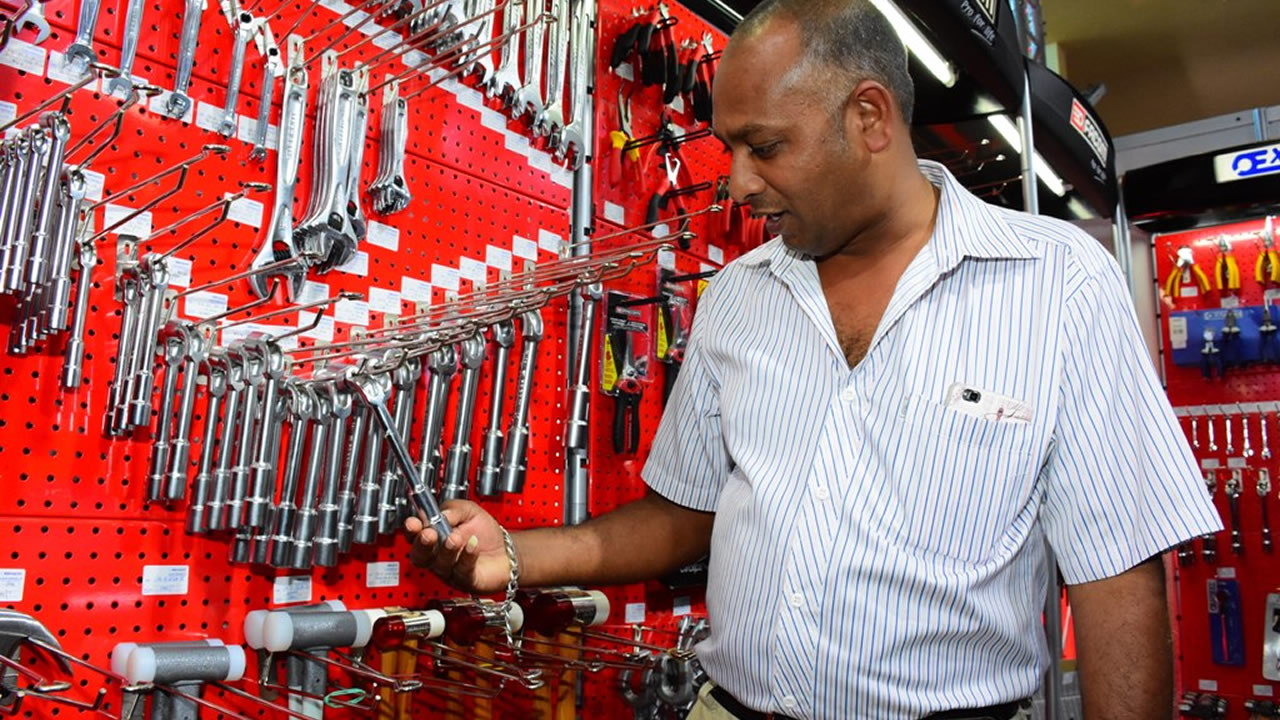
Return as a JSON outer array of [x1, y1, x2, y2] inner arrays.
[[712, 19, 881, 258]]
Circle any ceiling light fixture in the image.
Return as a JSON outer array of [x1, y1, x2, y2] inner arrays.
[[868, 0, 958, 88], [988, 114, 1068, 197]]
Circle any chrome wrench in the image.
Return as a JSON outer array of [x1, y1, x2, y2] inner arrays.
[[147, 326, 188, 502], [164, 0, 206, 119], [440, 333, 487, 501], [186, 350, 227, 533], [418, 345, 457, 493], [313, 383, 353, 567], [244, 341, 286, 529], [475, 319, 515, 497], [59, 238, 96, 389], [510, 0, 545, 119], [499, 309, 542, 494], [534, 0, 568, 144], [248, 25, 283, 161], [377, 357, 421, 534], [205, 352, 246, 530], [22, 113, 71, 292], [218, 12, 258, 137], [484, 0, 524, 101], [165, 324, 211, 500], [107, 0, 147, 96], [63, 0, 102, 70], [555, 0, 591, 168]]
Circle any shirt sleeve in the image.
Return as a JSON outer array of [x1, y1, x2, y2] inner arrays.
[[1040, 261, 1222, 585], [642, 289, 731, 512]]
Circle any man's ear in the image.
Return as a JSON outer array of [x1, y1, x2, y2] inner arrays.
[[843, 79, 895, 154]]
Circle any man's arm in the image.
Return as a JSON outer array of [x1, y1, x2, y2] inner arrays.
[[1067, 556, 1173, 720], [405, 492, 714, 593]]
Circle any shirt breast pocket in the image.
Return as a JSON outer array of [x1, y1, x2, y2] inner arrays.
[[877, 394, 1043, 565]]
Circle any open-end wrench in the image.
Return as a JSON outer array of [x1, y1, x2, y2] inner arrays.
[[534, 0, 568, 144], [313, 383, 352, 567], [336, 403, 369, 553], [205, 352, 245, 530], [63, 0, 102, 70], [269, 383, 314, 567], [350, 370, 453, 544], [186, 350, 227, 533], [146, 326, 188, 502], [510, 0, 546, 119], [500, 309, 542, 494], [555, 0, 590, 167], [441, 333, 487, 501], [44, 168, 86, 335], [226, 345, 265, 528], [218, 12, 259, 137], [485, 0, 524, 101], [418, 345, 457, 494], [13, 0, 50, 45], [165, 325, 211, 500], [249, 26, 283, 161], [288, 386, 333, 569], [126, 256, 171, 430], [249, 34, 309, 300], [59, 238, 95, 389], [245, 341, 286, 529], [2, 128, 46, 294], [377, 357, 421, 534], [475, 320, 516, 497], [164, 0, 206, 119], [1202, 471, 1219, 563], [107, 0, 147, 96], [466, 0, 499, 83], [1227, 470, 1244, 556]]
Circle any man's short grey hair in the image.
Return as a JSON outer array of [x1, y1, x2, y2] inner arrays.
[[732, 0, 916, 125]]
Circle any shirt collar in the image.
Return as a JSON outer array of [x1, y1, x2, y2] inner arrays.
[[738, 159, 1037, 276]]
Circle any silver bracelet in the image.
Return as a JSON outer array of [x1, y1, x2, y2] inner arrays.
[[498, 525, 520, 647]]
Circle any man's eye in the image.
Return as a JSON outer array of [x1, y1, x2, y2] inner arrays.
[[751, 143, 780, 158]]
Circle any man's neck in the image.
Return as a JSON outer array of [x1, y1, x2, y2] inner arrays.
[[818, 166, 940, 269]]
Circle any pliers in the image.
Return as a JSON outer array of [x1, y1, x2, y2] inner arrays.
[[1201, 328, 1223, 380], [606, 89, 641, 188], [1260, 304, 1279, 364], [1257, 216, 1279, 286], [1164, 246, 1211, 299], [609, 328, 644, 454], [691, 34, 717, 123], [1215, 237, 1241, 293], [647, 153, 690, 229]]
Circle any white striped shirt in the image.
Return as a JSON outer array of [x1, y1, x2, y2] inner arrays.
[[642, 160, 1221, 719]]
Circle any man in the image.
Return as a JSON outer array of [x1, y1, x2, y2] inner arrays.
[[405, 1, 1222, 718]]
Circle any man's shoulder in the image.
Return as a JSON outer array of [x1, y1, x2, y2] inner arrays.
[[990, 205, 1120, 280]]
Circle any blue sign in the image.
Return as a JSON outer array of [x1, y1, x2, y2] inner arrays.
[[1214, 142, 1280, 183]]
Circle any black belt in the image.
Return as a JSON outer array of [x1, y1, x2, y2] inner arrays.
[[709, 685, 1023, 720]]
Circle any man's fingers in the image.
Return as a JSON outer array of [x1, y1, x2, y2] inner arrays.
[[404, 516, 424, 535]]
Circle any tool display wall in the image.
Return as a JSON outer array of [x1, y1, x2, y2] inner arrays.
[[0, 0, 738, 716], [1154, 217, 1280, 720]]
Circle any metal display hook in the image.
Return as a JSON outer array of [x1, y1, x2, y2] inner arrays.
[[87, 145, 232, 243], [150, 182, 274, 261], [0, 61, 120, 134]]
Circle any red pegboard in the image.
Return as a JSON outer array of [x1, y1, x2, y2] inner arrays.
[[1152, 217, 1280, 718], [1, 0, 734, 717]]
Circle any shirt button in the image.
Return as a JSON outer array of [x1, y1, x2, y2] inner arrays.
[[781, 696, 799, 712], [813, 485, 830, 501], [789, 593, 804, 608], [841, 386, 857, 403]]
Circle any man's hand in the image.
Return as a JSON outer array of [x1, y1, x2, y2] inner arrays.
[[404, 501, 511, 594]]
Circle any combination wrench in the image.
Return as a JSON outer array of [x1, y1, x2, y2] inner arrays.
[[475, 320, 516, 497], [218, 12, 260, 137], [440, 333, 487, 501], [484, 0, 524, 102], [248, 26, 283, 161], [63, 0, 102, 69], [534, 0, 569, 145], [417, 345, 457, 495], [555, 0, 591, 168], [164, 0, 206, 119], [107, 0, 148, 96], [377, 358, 421, 535], [510, 0, 546, 120]]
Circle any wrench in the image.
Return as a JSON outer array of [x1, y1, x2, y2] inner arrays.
[[335, 403, 369, 553], [475, 320, 516, 497], [418, 345, 457, 494], [205, 352, 245, 530], [146, 326, 188, 502], [249, 34, 309, 300], [288, 386, 334, 569], [534, 0, 568, 144], [500, 309, 542, 494], [314, 384, 353, 567], [226, 345, 265, 528], [59, 237, 96, 388], [2, 128, 46, 294], [440, 334, 487, 501], [45, 167, 87, 334], [510, 0, 545, 119], [1260, 469, 1273, 554], [13, 0, 49, 44], [186, 350, 227, 533], [378, 357, 421, 534], [126, 256, 170, 430], [1202, 471, 1219, 564], [269, 383, 314, 567], [218, 12, 259, 137], [369, 82, 411, 215], [485, 0, 524, 101], [104, 246, 141, 435], [22, 113, 70, 292], [107, 0, 148, 96], [352, 375, 387, 545], [248, 29, 283, 161], [63, 0, 103, 70], [466, 0, 498, 83], [163, 0, 207, 119], [555, 0, 590, 168], [245, 341, 286, 529], [350, 370, 453, 544], [165, 325, 211, 500], [0, 141, 26, 266]]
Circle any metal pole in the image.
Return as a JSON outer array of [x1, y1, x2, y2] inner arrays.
[[1113, 186, 1137, 303], [1018, 71, 1040, 216], [564, 0, 598, 527]]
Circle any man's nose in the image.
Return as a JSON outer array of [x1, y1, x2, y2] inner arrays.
[[727, 155, 766, 205]]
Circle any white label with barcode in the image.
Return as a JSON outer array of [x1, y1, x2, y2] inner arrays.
[[273, 575, 313, 604], [336, 251, 369, 276], [167, 257, 193, 288], [1168, 316, 1188, 350], [513, 236, 538, 261], [46, 51, 91, 85], [142, 565, 190, 596], [0, 38, 46, 74], [0, 569, 25, 602], [299, 311, 335, 342], [369, 287, 402, 315], [195, 101, 225, 133], [226, 194, 265, 227], [335, 299, 370, 326], [82, 169, 105, 202], [366, 562, 400, 588], [459, 256, 487, 283], [1220, 295, 1240, 308], [1198, 679, 1218, 692], [538, 229, 564, 252], [401, 277, 432, 303], [624, 602, 645, 624], [1201, 458, 1220, 469], [486, 246, 513, 272], [184, 291, 228, 319], [367, 221, 399, 251], [604, 202, 626, 225], [102, 205, 153, 237], [658, 248, 676, 270], [708, 245, 725, 264], [432, 264, 460, 292]]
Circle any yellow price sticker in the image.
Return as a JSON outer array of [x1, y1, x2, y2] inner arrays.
[[656, 311, 669, 360], [601, 339, 618, 394]]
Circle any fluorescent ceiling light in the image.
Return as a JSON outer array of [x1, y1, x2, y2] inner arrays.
[[988, 114, 1068, 197], [868, 0, 958, 88], [1066, 197, 1096, 220]]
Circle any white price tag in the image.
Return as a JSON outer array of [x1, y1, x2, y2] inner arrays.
[[226, 194, 265, 227], [624, 602, 645, 624], [184, 291, 228, 319], [1228, 457, 1247, 468], [401, 277, 432, 303], [700, 263, 716, 274], [513, 235, 538, 261], [147, 90, 196, 123], [342, 9, 370, 26], [265, 123, 280, 150], [367, 221, 399, 251], [1200, 458, 1220, 469], [141, 565, 190, 596], [236, 115, 258, 143], [455, 87, 484, 110], [657, 248, 676, 270], [336, 251, 369, 276], [615, 62, 635, 81], [432, 264, 460, 292], [220, 322, 276, 347], [480, 107, 508, 132], [403, 49, 429, 69], [0, 38, 46, 74], [318, 0, 346, 11], [669, 95, 685, 115], [365, 561, 400, 588], [1220, 295, 1241, 309], [1254, 685, 1275, 698], [372, 31, 400, 50], [300, 281, 329, 304], [551, 167, 574, 189], [273, 575, 313, 604], [1217, 567, 1238, 578], [538, 229, 564, 253], [486, 246, 512, 272], [672, 596, 691, 617], [0, 569, 25, 602], [1168, 316, 1188, 350], [459, 256, 487, 283], [102, 204, 153, 237], [652, 223, 671, 240], [195, 101, 225, 133], [81, 169, 105, 202], [335, 299, 370, 326], [0, 101, 17, 126], [167, 257, 193, 288], [529, 150, 555, 174], [707, 245, 725, 264], [46, 51, 91, 85], [299, 311, 335, 342], [504, 131, 532, 156], [604, 202, 626, 225], [1198, 679, 1219, 692], [368, 287, 402, 315]]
